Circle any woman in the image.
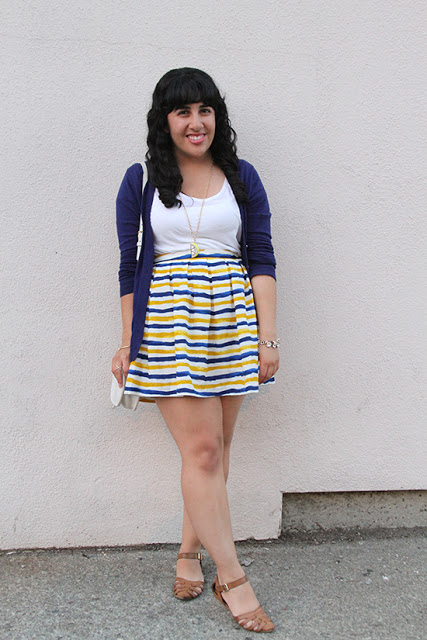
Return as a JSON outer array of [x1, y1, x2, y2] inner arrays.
[[112, 68, 279, 633]]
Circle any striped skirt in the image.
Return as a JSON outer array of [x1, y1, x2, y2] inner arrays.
[[124, 250, 275, 403]]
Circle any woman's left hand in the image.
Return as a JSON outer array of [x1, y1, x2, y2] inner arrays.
[[258, 344, 280, 384]]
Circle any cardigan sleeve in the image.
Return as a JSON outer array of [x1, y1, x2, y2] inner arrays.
[[245, 164, 277, 281], [116, 164, 143, 297]]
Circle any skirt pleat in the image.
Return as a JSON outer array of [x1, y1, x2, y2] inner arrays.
[[124, 251, 275, 403]]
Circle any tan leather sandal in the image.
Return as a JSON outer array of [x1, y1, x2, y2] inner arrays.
[[212, 574, 275, 633], [173, 552, 205, 600]]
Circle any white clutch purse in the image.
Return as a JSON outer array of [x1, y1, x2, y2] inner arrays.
[[111, 372, 140, 411]]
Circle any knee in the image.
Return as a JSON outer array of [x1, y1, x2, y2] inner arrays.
[[187, 437, 223, 474], [222, 443, 231, 464], [223, 431, 233, 449]]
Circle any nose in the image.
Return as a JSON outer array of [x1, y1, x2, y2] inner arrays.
[[189, 109, 203, 131]]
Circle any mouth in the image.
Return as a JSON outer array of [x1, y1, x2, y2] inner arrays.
[[186, 134, 206, 144]]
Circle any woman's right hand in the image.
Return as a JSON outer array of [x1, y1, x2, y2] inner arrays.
[[112, 347, 131, 388]]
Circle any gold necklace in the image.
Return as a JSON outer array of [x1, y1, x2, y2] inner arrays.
[[178, 162, 214, 258]]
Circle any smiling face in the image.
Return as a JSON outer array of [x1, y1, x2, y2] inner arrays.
[[167, 102, 216, 162]]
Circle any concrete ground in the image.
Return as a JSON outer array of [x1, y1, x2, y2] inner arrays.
[[0, 528, 425, 640]]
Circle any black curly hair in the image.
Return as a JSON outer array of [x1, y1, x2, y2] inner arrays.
[[145, 67, 248, 208]]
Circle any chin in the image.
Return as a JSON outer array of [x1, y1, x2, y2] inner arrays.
[[185, 148, 211, 158]]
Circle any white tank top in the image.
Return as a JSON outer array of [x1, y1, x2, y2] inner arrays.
[[151, 177, 242, 260]]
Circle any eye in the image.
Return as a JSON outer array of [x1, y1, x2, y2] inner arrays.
[[201, 107, 213, 114], [177, 109, 189, 115]]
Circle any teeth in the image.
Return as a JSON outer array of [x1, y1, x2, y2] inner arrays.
[[188, 134, 204, 140]]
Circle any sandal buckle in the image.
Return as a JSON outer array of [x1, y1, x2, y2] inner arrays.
[[222, 583, 230, 592]]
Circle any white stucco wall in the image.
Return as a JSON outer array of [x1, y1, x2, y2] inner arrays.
[[1, 1, 425, 549]]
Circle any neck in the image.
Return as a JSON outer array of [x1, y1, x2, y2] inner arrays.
[[175, 151, 213, 174]]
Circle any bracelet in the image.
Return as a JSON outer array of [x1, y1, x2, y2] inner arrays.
[[258, 338, 280, 348], [116, 345, 130, 352]]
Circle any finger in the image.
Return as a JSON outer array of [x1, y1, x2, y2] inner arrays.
[[120, 355, 130, 378], [113, 366, 123, 387], [267, 365, 274, 381]]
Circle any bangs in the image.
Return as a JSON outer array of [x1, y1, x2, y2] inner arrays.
[[162, 74, 219, 112]]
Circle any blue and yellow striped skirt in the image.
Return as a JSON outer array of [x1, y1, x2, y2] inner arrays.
[[124, 250, 275, 403]]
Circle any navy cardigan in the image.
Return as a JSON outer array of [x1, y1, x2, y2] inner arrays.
[[116, 159, 277, 364]]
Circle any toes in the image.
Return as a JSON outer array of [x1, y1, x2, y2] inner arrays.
[[240, 619, 255, 630]]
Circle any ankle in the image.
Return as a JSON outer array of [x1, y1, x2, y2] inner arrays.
[[178, 545, 202, 555], [217, 567, 247, 585]]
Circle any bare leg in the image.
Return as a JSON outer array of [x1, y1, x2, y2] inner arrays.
[[176, 395, 244, 592], [156, 395, 263, 629]]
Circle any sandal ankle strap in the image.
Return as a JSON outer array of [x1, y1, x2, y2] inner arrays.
[[217, 574, 248, 592], [177, 552, 202, 560]]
